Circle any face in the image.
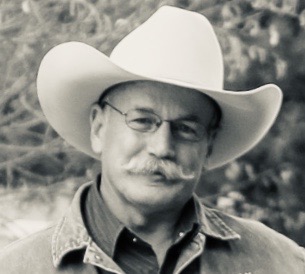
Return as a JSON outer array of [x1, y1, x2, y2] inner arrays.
[[90, 81, 216, 212]]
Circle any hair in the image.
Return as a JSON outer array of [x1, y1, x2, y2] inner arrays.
[[97, 80, 222, 157], [206, 99, 222, 158], [97, 82, 128, 106]]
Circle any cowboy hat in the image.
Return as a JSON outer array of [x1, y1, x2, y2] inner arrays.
[[37, 5, 282, 170]]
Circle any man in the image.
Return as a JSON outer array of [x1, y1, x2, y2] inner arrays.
[[0, 5, 304, 274]]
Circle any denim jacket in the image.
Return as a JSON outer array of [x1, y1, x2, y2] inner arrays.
[[0, 182, 304, 274]]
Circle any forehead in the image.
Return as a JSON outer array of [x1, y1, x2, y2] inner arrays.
[[106, 81, 216, 122]]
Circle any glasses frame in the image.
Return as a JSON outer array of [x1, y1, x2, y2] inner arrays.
[[100, 101, 208, 142]]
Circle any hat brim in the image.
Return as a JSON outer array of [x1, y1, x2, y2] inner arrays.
[[37, 42, 282, 170]]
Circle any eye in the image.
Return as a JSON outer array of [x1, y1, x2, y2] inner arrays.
[[173, 121, 203, 140], [126, 110, 159, 131], [176, 123, 197, 134], [131, 117, 155, 125]]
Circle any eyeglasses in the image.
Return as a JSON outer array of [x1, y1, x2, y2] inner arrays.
[[101, 101, 208, 142]]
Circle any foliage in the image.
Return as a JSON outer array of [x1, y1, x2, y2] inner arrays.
[[0, 0, 304, 245]]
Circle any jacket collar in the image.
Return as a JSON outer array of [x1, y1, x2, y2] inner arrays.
[[52, 182, 240, 268], [194, 195, 241, 241]]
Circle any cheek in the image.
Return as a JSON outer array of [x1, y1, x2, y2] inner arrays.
[[102, 123, 145, 166], [178, 143, 207, 170]]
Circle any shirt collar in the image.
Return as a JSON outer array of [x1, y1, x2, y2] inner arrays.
[[85, 175, 199, 257], [52, 182, 241, 268], [83, 176, 124, 258]]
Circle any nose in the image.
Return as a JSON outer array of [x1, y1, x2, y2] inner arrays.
[[147, 122, 176, 160]]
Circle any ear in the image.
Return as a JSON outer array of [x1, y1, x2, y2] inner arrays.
[[206, 130, 216, 158], [90, 103, 106, 155], [203, 129, 218, 171]]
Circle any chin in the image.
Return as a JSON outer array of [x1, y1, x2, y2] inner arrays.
[[124, 185, 190, 210]]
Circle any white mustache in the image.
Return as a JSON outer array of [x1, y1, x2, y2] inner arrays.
[[122, 158, 196, 181]]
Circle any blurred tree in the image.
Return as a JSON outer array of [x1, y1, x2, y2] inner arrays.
[[0, 0, 304, 245]]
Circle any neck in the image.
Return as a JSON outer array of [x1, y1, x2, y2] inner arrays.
[[100, 176, 185, 248]]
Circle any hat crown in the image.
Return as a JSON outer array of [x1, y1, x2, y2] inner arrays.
[[110, 6, 224, 90]]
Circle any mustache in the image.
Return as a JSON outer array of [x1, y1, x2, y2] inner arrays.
[[122, 158, 196, 181]]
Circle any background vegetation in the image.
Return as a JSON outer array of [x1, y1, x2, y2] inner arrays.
[[0, 0, 304, 247]]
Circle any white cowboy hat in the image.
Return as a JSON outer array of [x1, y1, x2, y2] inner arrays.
[[37, 5, 282, 170]]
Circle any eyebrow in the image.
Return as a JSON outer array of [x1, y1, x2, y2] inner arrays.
[[134, 107, 202, 123]]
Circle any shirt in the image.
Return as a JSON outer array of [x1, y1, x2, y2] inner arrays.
[[83, 176, 200, 273]]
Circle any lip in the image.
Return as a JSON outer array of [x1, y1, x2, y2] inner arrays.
[[152, 171, 164, 176], [147, 172, 176, 184], [144, 172, 166, 180], [127, 170, 174, 183], [132, 171, 168, 181]]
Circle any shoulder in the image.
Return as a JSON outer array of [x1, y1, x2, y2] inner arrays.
[[208, 207, 305, 270], [0, 226, 56, 274], [213, 208, 298, 247]]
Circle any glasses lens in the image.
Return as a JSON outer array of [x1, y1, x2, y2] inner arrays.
[[126, 109, 160, 132], [171, 121, 207, 141]]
